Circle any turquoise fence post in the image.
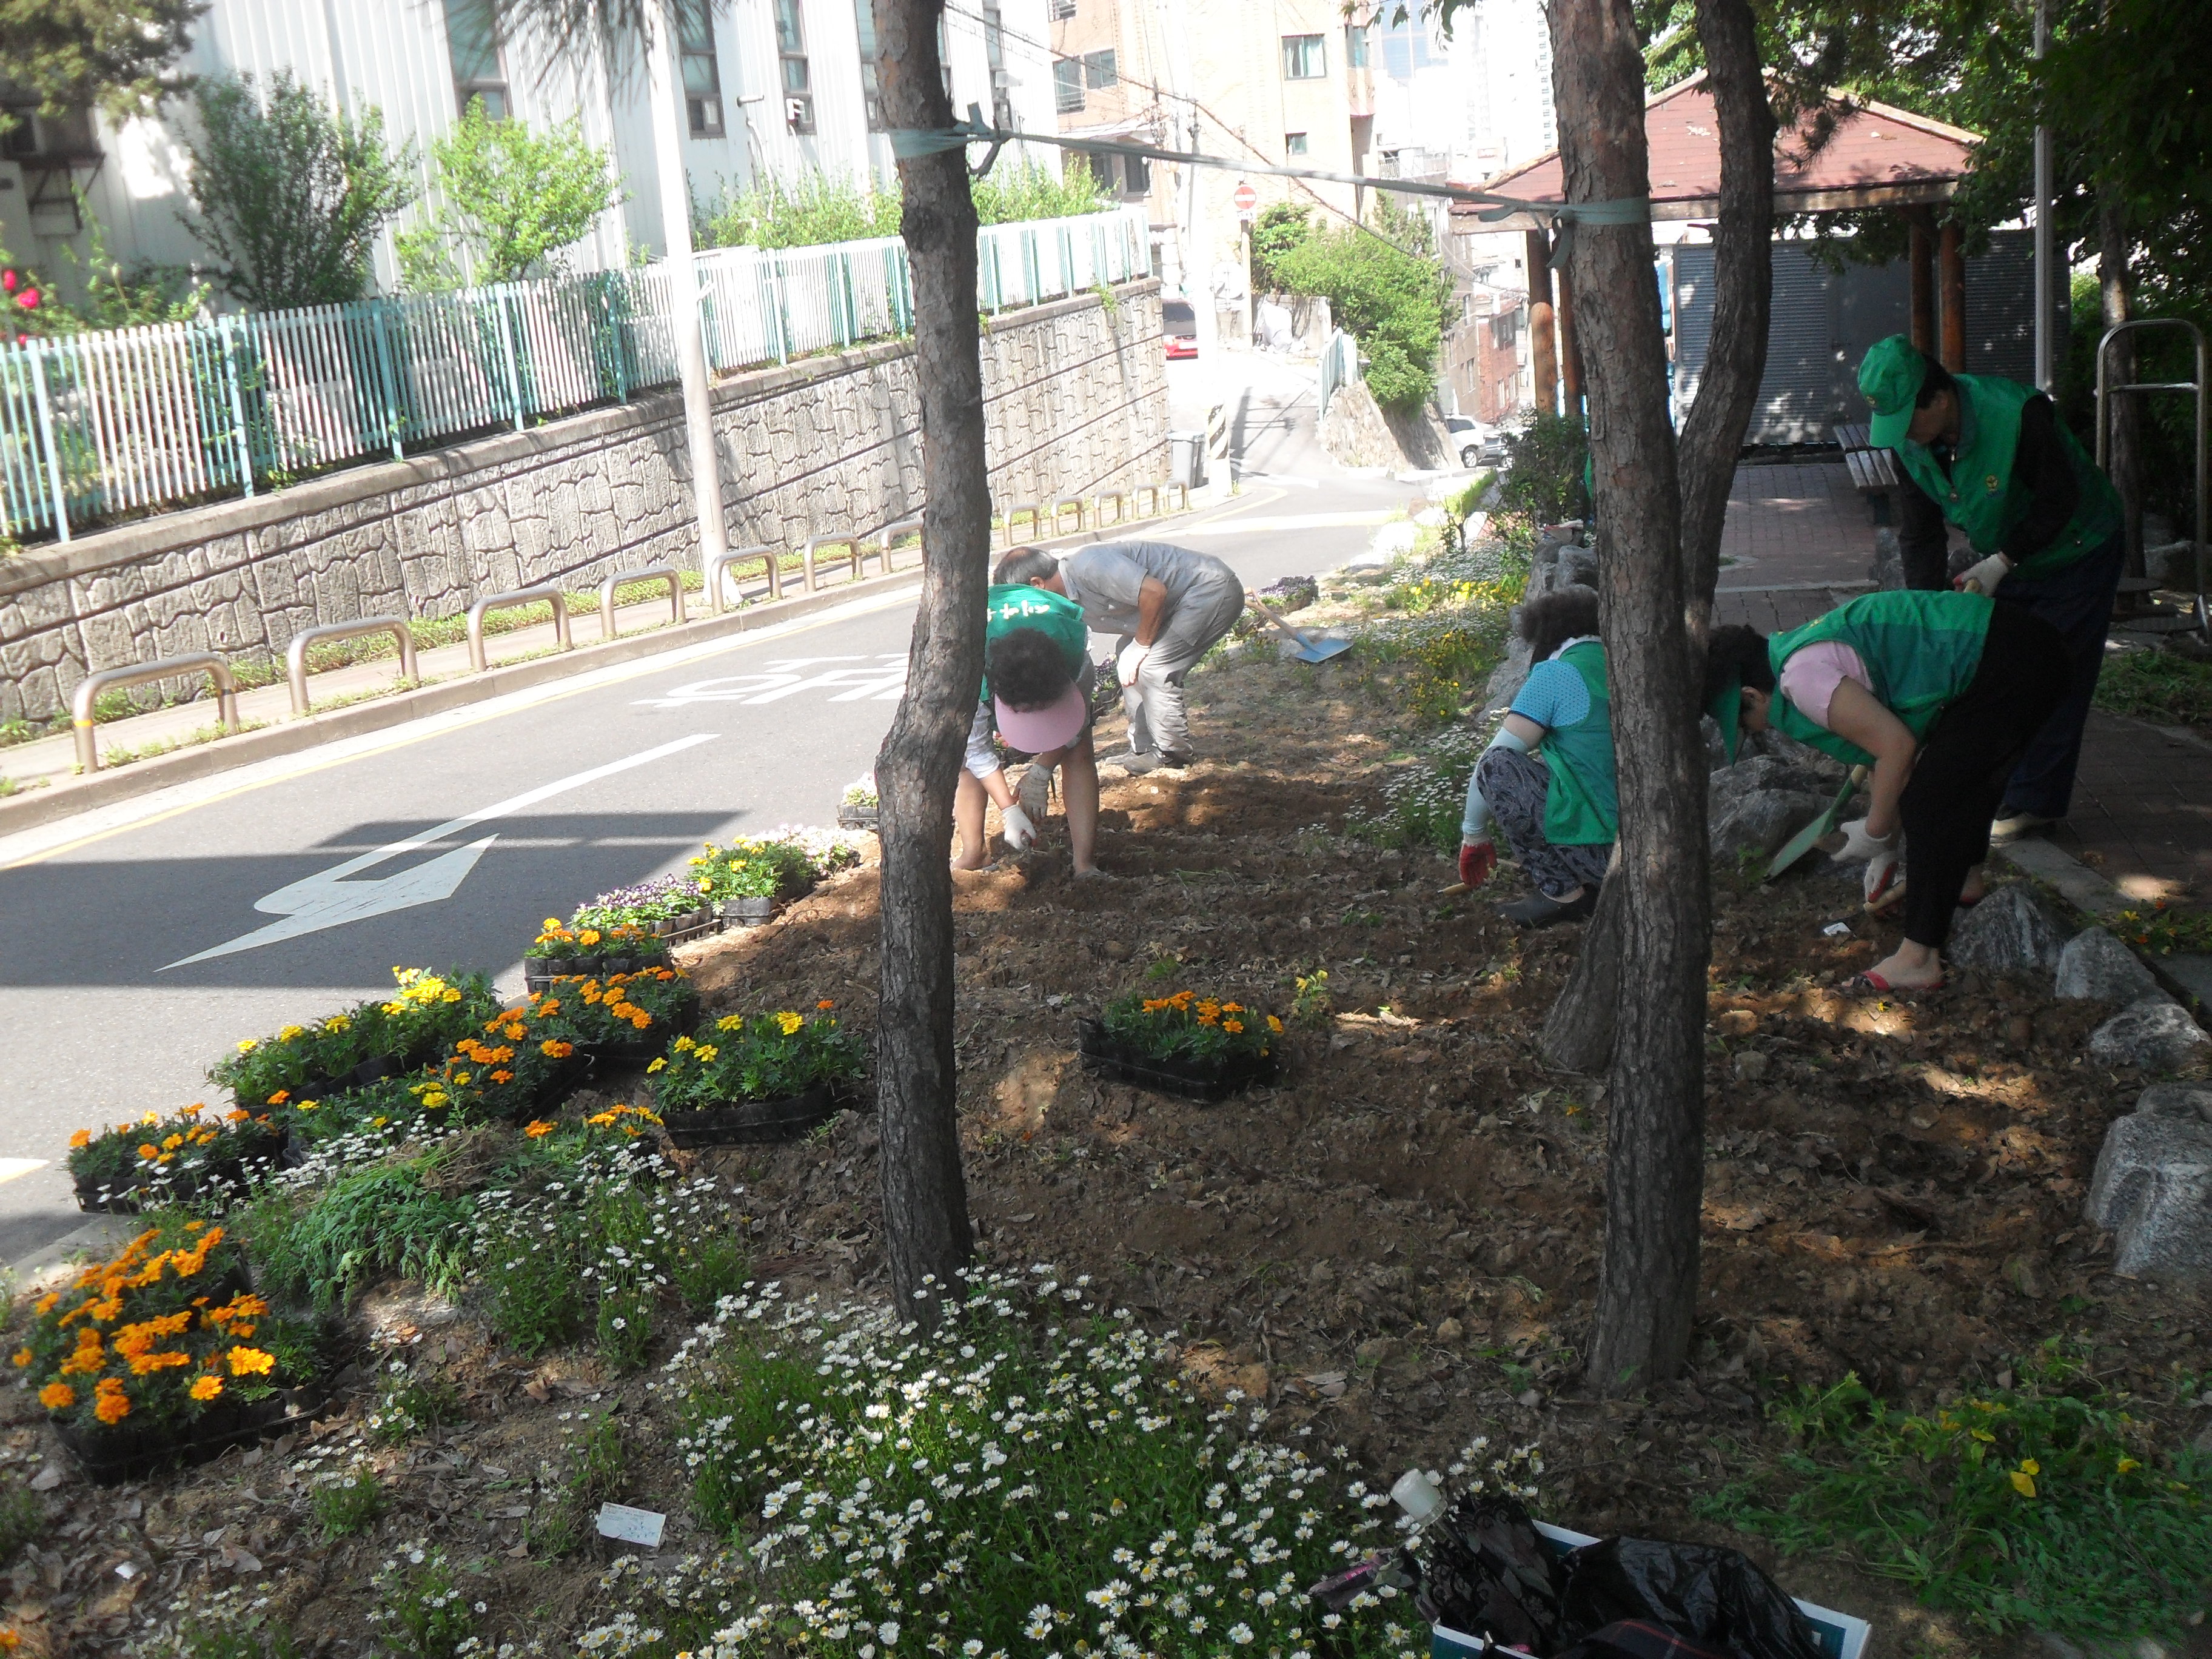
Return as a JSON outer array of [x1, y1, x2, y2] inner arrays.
[[218, 315, 255, 497], [367, 299, 404, 460], [773, 253, 791, 366], [25, 342, 69, 542], [600, 275, 629, 401], [493, 287, 527, 431], [834, 250, 852, 348]]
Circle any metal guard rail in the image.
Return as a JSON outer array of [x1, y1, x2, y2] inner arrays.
[[705, 545, 779, 611], [466, 586, 572, 673], [598, 566, 686, 638], [286, 617, 417, 716], [74, 653, 240, 773]]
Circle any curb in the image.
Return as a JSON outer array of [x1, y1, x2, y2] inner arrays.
[[1995, 836, 2212, 1016], [0, 574, 917, 839], [5, 1213, 139, 1294]]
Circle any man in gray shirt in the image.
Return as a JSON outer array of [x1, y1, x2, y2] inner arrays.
[[994, 541, 1245, 771]]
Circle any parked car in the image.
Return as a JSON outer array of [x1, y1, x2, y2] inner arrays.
[[1444, 415, 1504, 468], [1162, 298, 1198, 360]]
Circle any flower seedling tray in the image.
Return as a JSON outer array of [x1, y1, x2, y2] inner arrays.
[[1075, 1018, 1279, 1105], [523, 954, 674, 992], [660, 1082, 860, 1148], [227, 1047, 426, 1113], [837, 803, 879, 831], [56, 1384, 325, 1487], [714, 896, 781, 928], [73, 1150, 276, 1216]]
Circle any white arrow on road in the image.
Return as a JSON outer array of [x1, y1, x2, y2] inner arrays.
[[162, 732, 719, 969]]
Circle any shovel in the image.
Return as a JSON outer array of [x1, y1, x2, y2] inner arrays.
[[1764, 765, 1869, 880], [1247, 593, 1351, 664]]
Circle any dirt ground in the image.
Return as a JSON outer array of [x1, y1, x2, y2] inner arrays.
[[4, 631, 2208, 1657]]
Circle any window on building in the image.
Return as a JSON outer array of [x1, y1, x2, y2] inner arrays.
[[1284, 132, 1309, 156], [1082, 49, 1117, 88], [853, 0, 883, 129], [443, 0, 509, 119], [984, 0, 1013, 128], [679, 0, 725, 136], [1053, 58, 1084, 113], [1051, 0, 1076, 15], [1123, 152, 1150, 193], [774, 0, 814, 132], [1281, 33, 1326, 78], [1344, 22, 1369, 67], [1378, 12, 1438, 79]]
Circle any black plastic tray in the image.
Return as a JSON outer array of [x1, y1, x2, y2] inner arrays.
[[1076, 1017, 1279, 1104]]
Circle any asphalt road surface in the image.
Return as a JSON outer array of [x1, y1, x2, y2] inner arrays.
[[0, 469, 1423, 1262]]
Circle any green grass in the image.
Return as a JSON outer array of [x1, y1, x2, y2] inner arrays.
[[2094, 646, 2212, 730], [1704, 1341, 2212, 1640]]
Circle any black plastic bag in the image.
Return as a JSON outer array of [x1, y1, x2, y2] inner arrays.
[[1417, 1493, 1568, 1652], [1558, 1540, 1831, 1659]]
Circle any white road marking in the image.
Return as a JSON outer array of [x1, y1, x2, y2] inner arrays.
[[635, 654, 910, 708], [161, 732, 720, 969], [0, 1159, 49, 1185], [1173, 509, 1393, 535]]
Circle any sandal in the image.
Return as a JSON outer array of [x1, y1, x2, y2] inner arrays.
[[1846, 969, 1945, 996]]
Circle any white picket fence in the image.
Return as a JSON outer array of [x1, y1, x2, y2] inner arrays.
[[0, 206, 1150, 544]]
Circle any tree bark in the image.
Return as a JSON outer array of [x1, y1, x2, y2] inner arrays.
[[1549, 0, 1711, 1395], [872, 0, 979, 1328], [1677, 0, 1775, 635], [2098, 192, 2143, 579], [1539, 874, 1622, 1071]]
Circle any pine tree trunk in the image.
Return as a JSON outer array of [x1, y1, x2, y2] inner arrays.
[[872, 0, 979, 1327], [1676, 0, 1775, 637], [1539, 874, 1621, 1071], [1549, 0, 1711, 1395], [2098, 193, 2143, 579]]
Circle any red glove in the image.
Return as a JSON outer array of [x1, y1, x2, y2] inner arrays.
[[1459, 839, 1497, 889]]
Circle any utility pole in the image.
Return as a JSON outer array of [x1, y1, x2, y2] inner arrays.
[[2033, 0, 2054, 390], [643, 0, 732, 581]]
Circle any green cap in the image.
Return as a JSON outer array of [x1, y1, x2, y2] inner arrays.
[[1705, 674, 1743, 764], [1858, 334, 1926, 450]]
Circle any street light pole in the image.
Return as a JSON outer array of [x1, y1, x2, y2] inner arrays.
[[644, 0, 732, 580], [2033, 0, 2054, 391]]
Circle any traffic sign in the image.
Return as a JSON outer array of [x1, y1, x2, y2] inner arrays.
[[1233, 181, 1258, 214]]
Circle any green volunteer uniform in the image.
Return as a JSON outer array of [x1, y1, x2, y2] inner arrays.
[[1539, 640, 1618, 846], [982, 583, 1088, 702], [1766, 589, 1996, 766], [1888, 374, 2122, 579]]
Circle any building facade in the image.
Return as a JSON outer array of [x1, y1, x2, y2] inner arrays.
[[0, 0, 1061, 305]]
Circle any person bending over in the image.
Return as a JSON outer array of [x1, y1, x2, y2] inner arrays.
[[1457, 586, 1618, 928], [1705, 589, 2067, 994], [953, 583, 1103, 878]]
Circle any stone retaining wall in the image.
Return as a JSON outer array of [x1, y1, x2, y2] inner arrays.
[[0, 282, 1167, 724]]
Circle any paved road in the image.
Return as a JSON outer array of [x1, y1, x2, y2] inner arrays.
[[0, 469, 1422, 1262]]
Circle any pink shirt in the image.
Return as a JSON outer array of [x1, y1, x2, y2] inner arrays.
[[1778, 641, 1871, 728]]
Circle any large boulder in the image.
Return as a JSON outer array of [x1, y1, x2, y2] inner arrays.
[[2137, 1082, 2212, 1122], [2085, 1110, 2212, 1281], [1706, 754, 1838, 860], [2055, 927, 2163, 1005], [1946, 884, 2071, 976], [2088, 997, 2211, 1071]]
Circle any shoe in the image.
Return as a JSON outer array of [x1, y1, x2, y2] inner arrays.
[[1118, 749, 1193, 776], [1499, 886, 1598, 928], [1990, 809, 2059, 843]]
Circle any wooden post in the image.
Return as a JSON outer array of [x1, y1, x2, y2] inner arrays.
[[1939, 221, 1967, 370], [1526, 227, 1559, 415], [1906, 210, 1936, 354], [1557, 259, 1583, 413]]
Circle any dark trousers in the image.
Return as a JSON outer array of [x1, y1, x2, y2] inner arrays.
[[1903, 605, 2069, 951], [1989, 528, 2124, 818], [1475, 747, 1612, 899]]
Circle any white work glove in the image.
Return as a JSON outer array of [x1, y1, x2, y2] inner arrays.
[[1832, 818, 1899, 863], [1116, 641, 1151, 688], [1956, 552, 2012, 595], [1000, 803, 1037, 851], [1863, 847, 1903, 908]]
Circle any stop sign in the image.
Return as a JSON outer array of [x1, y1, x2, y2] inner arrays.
[[1233, 181, 1258, 214]]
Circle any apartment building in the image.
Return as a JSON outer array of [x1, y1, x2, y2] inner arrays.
[[0, 0, 1059, 301]]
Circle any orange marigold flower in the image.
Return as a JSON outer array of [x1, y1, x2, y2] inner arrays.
[[267, 1090, 290, 1106], [491, 1070, 514, 1084], [226, 1347, 276, 1378], [93, 1379, 130, 1424], [2, 1627, 25, 1650], [1222, 1019, 1244, 1034], [128, 1351, 193, 1376], [1267, 1016, 1284, 1033], [8, 1349, 27, 1369], [189, 1375, 224, 1402], [69, 1128, 92, 1148], [817, 999, 836, 1010], [226, 1107, 251, 1122], [138, 1144, 159, 1161], [503, 1022, 527, 1040], [524, 1120, 556, 1138], [628, 1011, 651, 1030], [37, 1382, 74, 1411], [541, 1039, 575, 1059]]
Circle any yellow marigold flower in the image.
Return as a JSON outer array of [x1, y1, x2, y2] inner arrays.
[[543, 917, 562, 930], [578, 929, 602, 947], [161, 1134, 184, 1152], [441, 988, 461, 1002], [525, 1120, 556, 1138], [190, 1375, 224, 1402], [717, 1014, 743, 1032], [674, 1036, 695, 1052], [226, 1347, 276, 1378], [694, 1045, 719, 1065], [503, 1023, 526, 1041], [2117, 1456, 2142, 1474], [37, 1382, 74, 1411], [1267, 1016, 1284, 1033], [235, 1038, 257, 1053], [646, 1057, 666, 1073], [278, 1025, 304, 1042], [541, 1039, 575, 1059], [69, 1129, 92, 1148], [776, 1011, 804, 1036], [420, 1090, 449, 1110], [451, 1073, 472, 1087]]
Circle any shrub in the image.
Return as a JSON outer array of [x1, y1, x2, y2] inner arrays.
[[1101, 987, 1281, 1065], [1271, 212, 1453, 411], [616, 1270, 1404, 1659], [1494, 410, 1590, 529], [12, 1217, 317, 1437], [240, 1150, 475, 1310], [1711, 1344, 2212, 1639], [182, 71, 415, 309], [649, 1004, 865, 1111], [2093, 646, 2212, 731], [395, 98, 617, 289]]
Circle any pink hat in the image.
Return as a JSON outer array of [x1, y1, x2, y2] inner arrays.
[[993, 681, 1087, 756]]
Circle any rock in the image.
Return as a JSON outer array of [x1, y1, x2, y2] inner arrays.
[[27, 1462, 61, 1492], [2055, 927, 2162, 1004], [1555, 544, 1600, 591], [1481, 631, 1535, 711], [2089, 997, 2210, 1071], [1946, 885, 2071, 976], [2084, 1110, 2212, 1280], [1706, 756, 1834, 860], [2136, 1082, 2212, 1123], [1370, 523, 1420, 561]]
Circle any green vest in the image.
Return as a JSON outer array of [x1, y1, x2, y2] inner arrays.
[[1889, 374, 2121, 579], [1768, 589, 1995, 767], [1539, 640, 1619, 846], [982, 584, 1090, 702]]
